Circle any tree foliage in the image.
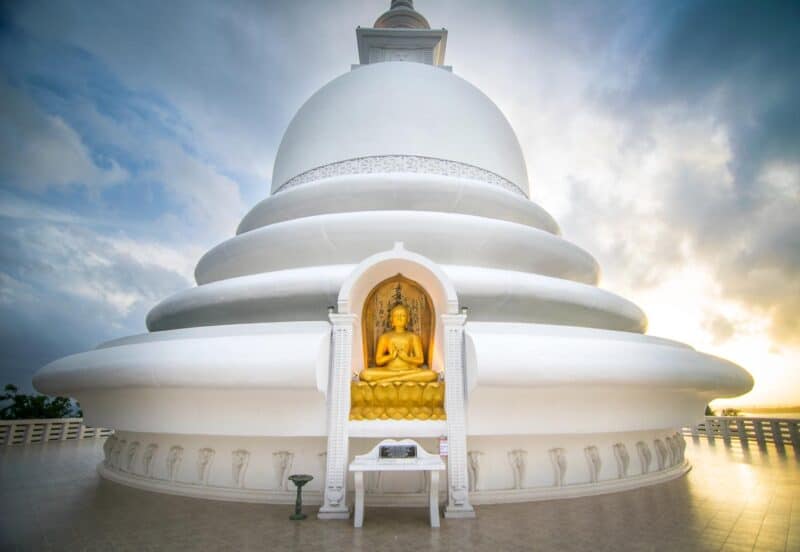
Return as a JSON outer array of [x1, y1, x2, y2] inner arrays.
[[0, 384, 77, 420]]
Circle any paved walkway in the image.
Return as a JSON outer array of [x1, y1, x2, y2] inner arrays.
[[1, 437, 798, 551]]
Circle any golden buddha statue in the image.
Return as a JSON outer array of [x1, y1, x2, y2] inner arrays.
[[351, 303, 444, 421], [359, 304, 438, 383]]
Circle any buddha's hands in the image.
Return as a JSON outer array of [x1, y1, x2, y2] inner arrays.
[[395, 345, 413, 362], [392, 344, 411, 361]]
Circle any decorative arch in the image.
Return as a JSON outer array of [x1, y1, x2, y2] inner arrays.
[[337, 242, 459, 376]]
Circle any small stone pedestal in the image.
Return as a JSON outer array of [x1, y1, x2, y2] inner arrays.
[[288, 474, 313, 520]]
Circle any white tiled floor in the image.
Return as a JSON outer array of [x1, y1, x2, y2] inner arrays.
[[1, 437, 798, 551]]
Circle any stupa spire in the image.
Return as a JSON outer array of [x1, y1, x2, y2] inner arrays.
[[374, 0, 430, 29], [355, 1, 449, 69]]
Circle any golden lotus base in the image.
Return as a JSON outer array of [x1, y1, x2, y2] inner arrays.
[[350, 380, 446, 421]]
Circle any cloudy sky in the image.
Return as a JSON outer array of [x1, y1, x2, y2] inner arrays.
[[1, 0, 798, 406]]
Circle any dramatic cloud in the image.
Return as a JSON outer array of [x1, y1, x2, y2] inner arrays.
[[0, 1, 254, 389], [617, 0, 800, 345], [442, 0, 800, 348], [0, 209, 195, 392], [5, 0, 370, 193], [0, 79, 126, 192]]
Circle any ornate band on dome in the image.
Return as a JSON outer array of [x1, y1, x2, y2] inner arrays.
[[274, 155, 528, 197]]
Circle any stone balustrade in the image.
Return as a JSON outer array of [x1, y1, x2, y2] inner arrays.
[[0, 418, 112, 447], [684, 416, 800, 452]]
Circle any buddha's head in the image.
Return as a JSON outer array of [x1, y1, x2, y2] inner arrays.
[[390, 304, 409, 331]]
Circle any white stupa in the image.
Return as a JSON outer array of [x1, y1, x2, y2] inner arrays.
[[35, 1, 751, 514]]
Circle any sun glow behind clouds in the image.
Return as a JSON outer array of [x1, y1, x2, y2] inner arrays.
[[628, 264, 800, 407], [460, 4, 798, 408]]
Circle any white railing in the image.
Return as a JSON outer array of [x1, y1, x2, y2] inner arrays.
[[0, 418, 113, 447], [683, 416, 800, 452]]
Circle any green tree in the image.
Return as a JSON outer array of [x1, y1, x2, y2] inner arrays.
[[0, 384, 76, 420]]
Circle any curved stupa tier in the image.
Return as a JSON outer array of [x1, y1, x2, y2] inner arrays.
[[35, 1, 751, 511]]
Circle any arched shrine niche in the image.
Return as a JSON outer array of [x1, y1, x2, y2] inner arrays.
[[350, 274, 445, 421], [361, 274, 434, 370]]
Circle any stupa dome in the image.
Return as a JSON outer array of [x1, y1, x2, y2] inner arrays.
[[271, 61, 530, 196]]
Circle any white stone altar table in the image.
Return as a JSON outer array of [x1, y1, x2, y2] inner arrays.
[[349, 439, 446, 528]]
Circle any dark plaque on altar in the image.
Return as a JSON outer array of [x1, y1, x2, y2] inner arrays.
[[379, 444, 418, 459]]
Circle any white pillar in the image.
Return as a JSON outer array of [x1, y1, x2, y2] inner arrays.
[[441, 313, 475, 518], [319, 312, 357, 519]]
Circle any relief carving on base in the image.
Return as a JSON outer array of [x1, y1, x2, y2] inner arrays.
[[326, 485, 344, 507], [664, 436, 675, 467], [675, 432, 687, 463], [273, 451, 294, 491], [143, 444, 158, 478], [654, 439, 667, 471], [231, 449, 250, 488], [197, 448, 215, 485], [125, 441, 140, 472], [508, 449, 527, 490], [584, 446, 601, 483], [612, 443, 630, 479], [548, 447, 567, 487], [167, 446, 184, 482], [450, 485, 468, 507], [467, 450, 483, 492], [636, 441, 652, 474], [111, 439, 126, 469]]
